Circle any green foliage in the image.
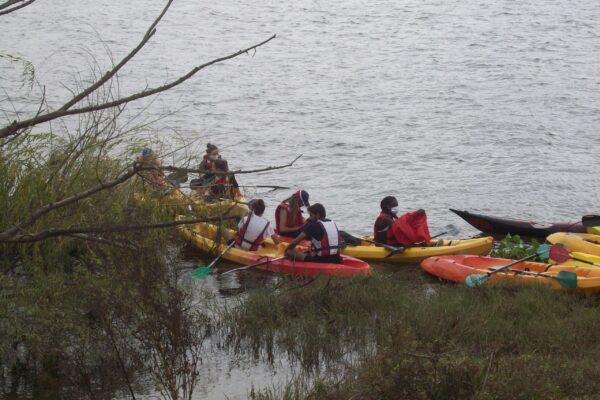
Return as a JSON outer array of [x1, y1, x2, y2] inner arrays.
[[490, 234, 542, 260], [228, 275, 600, 400]]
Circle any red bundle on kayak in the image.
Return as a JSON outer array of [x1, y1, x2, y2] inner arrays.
[[392, 210, 432, 246]]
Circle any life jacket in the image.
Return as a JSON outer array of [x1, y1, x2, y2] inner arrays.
[[374, 212, 398, 244], [234, 213, 271, 251], [311, 220, 341, 257], [210, 176, 230, 197], [391, 210, 432, 246], [275, 202, 304, 233]]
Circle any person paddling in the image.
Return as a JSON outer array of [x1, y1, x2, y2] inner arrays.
[[233, 199, 281, 250], [275, 190, 310, 238], [285, 203, 342, 263]]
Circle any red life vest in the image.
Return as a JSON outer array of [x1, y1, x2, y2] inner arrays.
[[235, 213, 271, 251], [374, 212, 398, 244], [311, 220, 341, 256], [275, 202, 304, 233], [391, 210, 432, 246]]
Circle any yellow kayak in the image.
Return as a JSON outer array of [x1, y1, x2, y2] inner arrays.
[[133, 189, 249, 218], [341, 236, 494, 264], [587, 226, 600, 235], [547, 232, 600, 257]]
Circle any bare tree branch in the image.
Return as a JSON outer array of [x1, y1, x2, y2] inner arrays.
[[0, 0, 36, 16], [3, 215, 238, 243], [162, 154, 302, 176], [0, 163, 141, 241], [59, 0, 174, 112], [0, 33, 277, 139]]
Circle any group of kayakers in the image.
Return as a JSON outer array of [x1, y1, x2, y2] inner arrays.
[[137, 144, 440, 264]]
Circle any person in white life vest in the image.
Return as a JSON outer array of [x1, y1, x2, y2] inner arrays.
[[285, 203, 342, 263], [234, 199, 281, 250]]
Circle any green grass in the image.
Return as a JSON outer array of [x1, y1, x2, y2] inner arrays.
[[222, 272, 600, 399]]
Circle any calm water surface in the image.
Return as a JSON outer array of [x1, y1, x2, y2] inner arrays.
[[2, 0, 600, 398]]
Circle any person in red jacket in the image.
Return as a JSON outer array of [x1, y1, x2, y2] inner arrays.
[[374, 196, 399, 245], [275, 190, 310, 238], [374, 196, 442, 247]]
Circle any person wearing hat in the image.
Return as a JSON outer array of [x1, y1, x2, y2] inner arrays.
[[136, 148, 165, 190], [275, 190, 310, 238], [232, 199, 281, 250], [285, 203, 342, 263]]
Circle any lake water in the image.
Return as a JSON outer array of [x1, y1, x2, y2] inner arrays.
[[2, 0, 600, 398]]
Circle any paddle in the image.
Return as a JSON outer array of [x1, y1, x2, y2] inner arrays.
[[501, 268, 577, 289], [191, 241, 235, 279], [549, 245, 600, 267], [339, 231, 405, 256], [413, 224, 461, 245], [582, 215, 600, 228], [465, 243, 550, 287], [220, 256, 286, 276]]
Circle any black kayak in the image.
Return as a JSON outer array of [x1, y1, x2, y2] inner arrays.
[[450, 209, 586, 238]]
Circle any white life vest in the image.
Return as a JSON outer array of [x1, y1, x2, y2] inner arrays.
[[311, 220, 341, 256], [235, 213, 271, 251]]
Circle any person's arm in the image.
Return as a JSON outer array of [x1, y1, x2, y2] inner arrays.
[[286, 231, 307, 251], [271, 234, 281, 245], [374, 217, 393, 243]]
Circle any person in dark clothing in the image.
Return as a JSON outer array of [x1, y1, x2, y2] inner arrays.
[[285, 203, 342, 263]]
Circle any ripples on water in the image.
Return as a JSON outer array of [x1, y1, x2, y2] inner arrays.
[[3, 0, 600, 397]]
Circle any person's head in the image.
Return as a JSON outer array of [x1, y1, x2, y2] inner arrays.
[[307, 203, 326, 221], [249, 199, 265, 216], [380, 196, 399, 215], [214, 158, 229, 172], [289, 190, 310, 208], [206, 143, 220, 161], [139, 148, 160, 165]]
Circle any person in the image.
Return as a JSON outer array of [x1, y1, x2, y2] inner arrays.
[[136, 148, 166, 190], [232, 199, 281, 250], [374, 196, 399, 245], [191, 143, 221, 193], [275, 190, 310, 238], [374, 196, 442, 247], [198, 143, 221, 174], [207, 159, 242, 200], [285, 203, 342, 263]]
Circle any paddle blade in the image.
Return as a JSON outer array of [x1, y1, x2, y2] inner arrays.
[[535, 243, 551, 260], [191, 266, 212, 279], [465, 274, 487, 288], [549, 245, 571, 263], [582, 215, 600, 228], [556, 271, 578, 289], [445, 224, 460, 237]]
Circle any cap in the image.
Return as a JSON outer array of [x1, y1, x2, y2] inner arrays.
[[296, 190, 310, 208], [141, 148, 153, 157]]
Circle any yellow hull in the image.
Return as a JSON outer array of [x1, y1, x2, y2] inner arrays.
[[547, 232, 600, 257], [133, 190, 249, 218], [342, 236, 494, 264], [587, 226, 600, 235]]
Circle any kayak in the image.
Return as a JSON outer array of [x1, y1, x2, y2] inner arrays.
[[341, 236, 494, 264], [547, 233, 600, 257], [588, 226, 600, 235], [420, 255, 600, 294], [133, 190, 249, 218], [177, 220, 372, 278], [450, 209, 585, 238], [555, 251, 600, 269]]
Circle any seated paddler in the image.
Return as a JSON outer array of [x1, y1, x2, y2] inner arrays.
[[285, 203, 342, 263], [275, 190, 310, 238], [233, 199, 280, 250]]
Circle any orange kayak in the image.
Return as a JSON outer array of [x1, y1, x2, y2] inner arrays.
[[420, 255, 600, 294]]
